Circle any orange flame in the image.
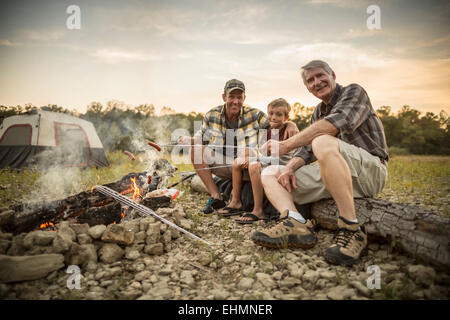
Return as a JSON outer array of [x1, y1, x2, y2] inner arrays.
[[130, 177, 142, 200], [40, 221, 55, 230]]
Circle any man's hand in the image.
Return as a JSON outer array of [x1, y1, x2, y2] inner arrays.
[[177, 136, 192, 145], [261, 139, 289, 157], [235, 157, 249, 169], [283, 121, 300, 140], [277, 166, 297, 192]]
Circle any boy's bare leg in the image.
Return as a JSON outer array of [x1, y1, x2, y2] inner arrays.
[[236, 162, 265, 222]]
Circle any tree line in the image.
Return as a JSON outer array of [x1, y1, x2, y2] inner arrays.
[[1, 101, 449, 155]]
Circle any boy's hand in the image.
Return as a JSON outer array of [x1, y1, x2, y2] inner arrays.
[[235, 157, 249, 169]]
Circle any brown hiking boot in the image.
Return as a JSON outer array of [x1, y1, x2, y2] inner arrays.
[[251, 210, 317, 249], [325, 216, 367, 266]]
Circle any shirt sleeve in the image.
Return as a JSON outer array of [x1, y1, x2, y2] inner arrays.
[[293, 145, 316, 165], [324, 84, 371, 134], [194, 113, 211, 142]]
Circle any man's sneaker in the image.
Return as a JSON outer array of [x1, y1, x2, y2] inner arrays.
[[325, 216, 367, 266], [202, 197, 226, 214], [251, 210, 317, 249]]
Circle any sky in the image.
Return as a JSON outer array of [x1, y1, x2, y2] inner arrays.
[[0, 0, 449, 115]]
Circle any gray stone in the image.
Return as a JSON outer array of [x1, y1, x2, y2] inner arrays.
[[51, 234, 72, 254], [406, 264, 436, 286], [256, 273, 276, 289], [135, 271, 151, 282], [161, 230, 172, 244], [88, 225, 106, 239], [0, 254, 64, 283], [134, 231, 146, 244], [77, 233, 92, 245], [99, 243, 124, 263], [0, 239, 11, 254], [223, 254, 235, 264], [58, 225, 77, 242], [101, 224, 134, 246], [180, 270, 195, 287], [327, 285, 357, 300], [144, 243, 164, 255], [303, 270, 319, 284], [278, 277, 301, 289], [64, 243, 91, 265], [237, 277, 254, 290], [146, 222, 161, 244], [350, 280, 371, 297], [34, 231, 57, 246], [139, 216, 156, 232], [125, 249, 140, 260], [121, 220, 140, 233], [211, 288, 229, 300], [70, 223, 90, 235]]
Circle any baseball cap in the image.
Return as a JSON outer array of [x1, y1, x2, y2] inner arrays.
[[224, 79, 245, 95]]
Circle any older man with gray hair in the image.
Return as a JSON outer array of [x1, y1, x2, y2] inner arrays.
[[252, 60, 389, 266]]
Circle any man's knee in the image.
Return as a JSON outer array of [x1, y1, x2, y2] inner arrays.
[[261, 165, 281, 185], [311, 135, 339, 160], [248, 162, 261, 175]]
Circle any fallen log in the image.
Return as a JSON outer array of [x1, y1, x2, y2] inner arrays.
[[311, 198, 450, 268], [191, 178, 450, 268]]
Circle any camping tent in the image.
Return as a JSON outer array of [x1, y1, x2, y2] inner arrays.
[[0, 110, 109, 169]]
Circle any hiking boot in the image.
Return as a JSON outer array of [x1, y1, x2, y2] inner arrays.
[[202, 197, 226, 214], [325, 216, 367, 266], [251, 210, 317, 249]]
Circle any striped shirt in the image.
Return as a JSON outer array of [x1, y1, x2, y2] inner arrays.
[[294, 83, 389, 165], [195, 104, 270, 158]]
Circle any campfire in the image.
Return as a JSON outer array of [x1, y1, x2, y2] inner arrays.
[[0, 159, 180, 235]]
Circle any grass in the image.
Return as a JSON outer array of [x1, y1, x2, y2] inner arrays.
[[0, 154, 448, 217], [379, 155, 450, 217]]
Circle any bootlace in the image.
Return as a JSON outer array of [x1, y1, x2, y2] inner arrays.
[[205, 197, 214, 207], [334, 228, 355, 248]]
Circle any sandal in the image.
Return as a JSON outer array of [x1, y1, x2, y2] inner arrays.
[[235, 213, 268, 224], [217, 206, 245, 217]]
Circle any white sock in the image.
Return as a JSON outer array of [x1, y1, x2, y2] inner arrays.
[[288, 210, 306, 224], [348, 218, 358, 223]]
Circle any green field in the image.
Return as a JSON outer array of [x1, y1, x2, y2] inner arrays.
[[0, 153, 448, 216]]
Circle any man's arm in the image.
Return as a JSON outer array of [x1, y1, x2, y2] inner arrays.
[[283, 121, 300, 140], [276, 157, 306, 193], [283, 118, 338, 152]]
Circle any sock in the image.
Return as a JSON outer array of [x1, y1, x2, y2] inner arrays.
[[288, 210, 306, 224], [339, 216, 358, 224]]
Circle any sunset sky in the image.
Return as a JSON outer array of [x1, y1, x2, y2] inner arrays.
[[0, 0, 449, 115]]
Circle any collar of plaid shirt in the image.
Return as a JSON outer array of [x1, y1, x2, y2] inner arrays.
[[220, 103, 244, 123], [319, 83, 343, 116]]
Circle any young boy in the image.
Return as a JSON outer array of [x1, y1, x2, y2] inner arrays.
[[217, 98, 299, 223]]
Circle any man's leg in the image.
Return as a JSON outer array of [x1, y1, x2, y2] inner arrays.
[[260, 165, 298, 214], [311, 135, 355, 221], [219, 158, 243, 210], [191, 145, 221, 199]]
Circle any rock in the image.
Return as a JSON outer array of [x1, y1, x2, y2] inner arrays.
[[99, 243, 124, 264], [256, 273, 276, 289], [211, 288, 229, 300], [161, 230, 172, 244], [101, 224, 134, 246], [0, 232, 12, 240], [0, 239, 10, 254], [51, 234, 72, 254], [125, 249, 140, 260], [139, 217, 156, 232], [327, 285, 357, 300], [278, 276, 301, 289], [406, 264, 436, 286], [236, 255, 252, 264], [179, 219, 192, 230], [135, 271, 151, 282], [64, 243, 91, 266], [58, 225, 77, 242], [191, 175, 209, 194], [134, 231, 146, 244], [6, 233, 26, 256], [238, 277, 254, 290], [319, 270, 336, 280], [34, 231, 57, 246], [121, 220, 140, 233], [77, 233, 92, 245], [180, 271, 195, 287], [88, 224, 107, 239], [223, 254, 235, 264], [272, 271, 283, 280], [146, 222, 161, 244], [350, 280, 371, 297], [144, 243, 164, 255], [0, 210, 14, 225], [70, 223, 90, 235], [303, 270, 319, 284], [0, 254, 64, 283]]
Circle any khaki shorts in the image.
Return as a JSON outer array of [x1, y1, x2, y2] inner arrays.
[[200, 146, 250, 181], [275, 140, 387, 205]]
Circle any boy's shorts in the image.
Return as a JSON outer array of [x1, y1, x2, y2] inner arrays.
[[269, 139, 388, 204]]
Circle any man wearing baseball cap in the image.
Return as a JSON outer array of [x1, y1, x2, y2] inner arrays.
[[178, 79, 298, 214]]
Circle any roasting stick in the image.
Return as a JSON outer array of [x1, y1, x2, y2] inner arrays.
[[95, 185, 213, 248]]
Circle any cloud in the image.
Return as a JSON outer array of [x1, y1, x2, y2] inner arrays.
[[89, 49, 161, 63], [20, 29, 64, 41], [306, 0, 372, 9], [0, 39, 22, 47]]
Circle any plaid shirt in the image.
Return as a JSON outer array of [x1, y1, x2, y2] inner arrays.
[[195, 104, 269, 157], [294, 83, 389, 165]]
